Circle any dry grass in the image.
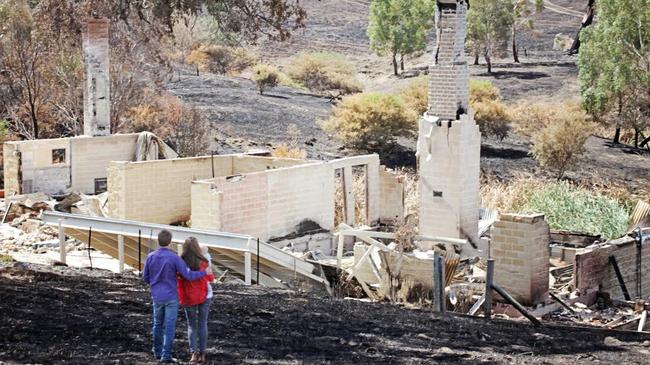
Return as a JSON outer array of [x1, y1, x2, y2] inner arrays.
[[334, 168, 370, 227], [271, 144, 307, 159]]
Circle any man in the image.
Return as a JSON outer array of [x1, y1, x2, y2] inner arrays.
[[143, 229, 208, 363]]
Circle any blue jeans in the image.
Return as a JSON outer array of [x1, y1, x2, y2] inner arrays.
[[152, 298, 179, 360], [184, 298, 212, 353]]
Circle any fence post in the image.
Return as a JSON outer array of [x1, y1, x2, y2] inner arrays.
[[485, 259, 495, 319], [58, 220, 66, 264], [244, 238, 252, 285], [117, 235, 125, 273]]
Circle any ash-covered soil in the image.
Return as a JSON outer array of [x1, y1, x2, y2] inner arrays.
[[2, 263, 650, 364]]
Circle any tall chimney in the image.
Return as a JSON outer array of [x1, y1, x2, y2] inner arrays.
[[416, 0, 481, 253], [82, 17, 111, 137]]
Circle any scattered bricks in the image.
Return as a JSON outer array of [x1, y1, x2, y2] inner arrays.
[[490, 213, 550, 306]]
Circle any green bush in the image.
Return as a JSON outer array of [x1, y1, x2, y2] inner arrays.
[[323, 92, 416, 152], [531, 110, 592, 179], [399, 76, 429, 116], [252, 64, 280, 95], [469, 79, 500, 103], [468, 79, 510, 139], [523, 181, 629, 239], [473, 99, 511, 140], [288, 52, 363, 94]]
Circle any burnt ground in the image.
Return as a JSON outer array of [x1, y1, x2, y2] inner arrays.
[[2, 263, 650, 365]]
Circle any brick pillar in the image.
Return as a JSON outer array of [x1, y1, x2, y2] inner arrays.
[[417, 0, 480, 249], [83, 17, 111, 137], [491, 213, 550, 306]]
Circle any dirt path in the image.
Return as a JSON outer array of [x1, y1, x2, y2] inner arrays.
[[2, 263, 650, 364]]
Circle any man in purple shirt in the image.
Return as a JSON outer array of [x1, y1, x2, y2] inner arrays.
[[143, 229, 207, 363]]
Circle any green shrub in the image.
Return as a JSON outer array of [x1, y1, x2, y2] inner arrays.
[[186, 43, 257, 75], [252, 64, 280, 95], [288, 52, 363, 94], [531, 110, 592, 179], [469, 79, 500, 103], [468, 79, 510, 139], [399, 76, 429, 115], [323, 92, 416, 152], [523, 181, 629, 239], [473, 99, 511, 140]]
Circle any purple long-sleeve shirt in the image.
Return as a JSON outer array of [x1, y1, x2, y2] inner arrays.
[[142, 247, 206, 302]]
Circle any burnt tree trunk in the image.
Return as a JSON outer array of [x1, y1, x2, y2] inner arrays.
[[392, 52, 398, 76], [613, 127, 621, 144], [568, 0, 596, 55], [400, 54, 404, 71], [512, 24, 520, 63]]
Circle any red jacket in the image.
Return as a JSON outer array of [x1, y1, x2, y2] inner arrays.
[[178, 261, 214, 306]]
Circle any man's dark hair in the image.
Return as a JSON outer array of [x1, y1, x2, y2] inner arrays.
[[158, 230, 172, 247]]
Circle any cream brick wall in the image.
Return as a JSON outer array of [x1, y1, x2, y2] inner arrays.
[[3, 143, 21, 195], [190, 162, 335, 241], [190, 182, 222, 230], [71, 135, 137, 194], [233, 155, 312, 174], [108, 155, 234, 224], [378, 168, 404, 224], [601, 239, 650, 300], [266, 163, 334, 238], [491, 213, 550, 306], [418, 114, 480, 245]]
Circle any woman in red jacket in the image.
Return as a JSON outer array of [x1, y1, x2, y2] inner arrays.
[[178, 237, 214, 364]]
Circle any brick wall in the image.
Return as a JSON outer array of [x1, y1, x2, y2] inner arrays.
[[418, 114, 480, 246], [108, 155, 234, 224], [82, 18, 110, 137], [3, 143, 21, 195], [378, 168, 404, 224], [600, 238, 650, 300], [191, 163, 335, 241], [3, 135, 137, 196], [491, 213, 550, 306], [71, 135, 137, 194], [573, 244, 613, 293], [428, 0, 469, 120]]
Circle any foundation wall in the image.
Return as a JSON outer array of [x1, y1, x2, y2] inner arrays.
[[491, 213, 550, 306], [378, 168, 404, 224]]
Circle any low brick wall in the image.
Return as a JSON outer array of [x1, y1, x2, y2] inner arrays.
[[490, 213, 550, 306]]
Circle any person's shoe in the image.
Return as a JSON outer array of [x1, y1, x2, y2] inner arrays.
[[198, 353, 206, 364], [160, 357, 177, 363], [189, 352, 199, 364]]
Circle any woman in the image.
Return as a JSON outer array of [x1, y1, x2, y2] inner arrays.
[[178, 237, 214, 364]]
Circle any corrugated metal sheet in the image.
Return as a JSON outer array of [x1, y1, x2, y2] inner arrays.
[[629, 200, 650, 231]]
